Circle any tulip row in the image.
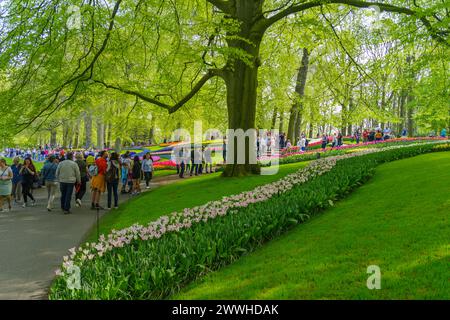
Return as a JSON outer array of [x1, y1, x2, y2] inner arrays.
[[49, 140, 450, 299]]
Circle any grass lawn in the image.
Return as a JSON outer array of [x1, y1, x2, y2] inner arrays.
[[174, 152, 450, 300], [153, 170, 177, 178], [87, 161, 310, 242], [4, 157, 44, 171]]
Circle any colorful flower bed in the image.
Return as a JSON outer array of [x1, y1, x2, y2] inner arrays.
[[49, 140, 450, 299], [273, 137, 447, 163]]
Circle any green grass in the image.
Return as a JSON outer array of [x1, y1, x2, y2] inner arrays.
[[4, 157, 44, 171], [174, 152, 450, 300], [87, 161, 310, 242], [153, 170, 177, 178]]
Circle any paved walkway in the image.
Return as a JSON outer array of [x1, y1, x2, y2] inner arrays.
[[0, 175, 182, 300]]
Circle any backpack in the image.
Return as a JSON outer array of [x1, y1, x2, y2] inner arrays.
[[88, 164, 98, 177], [105, 163, 118, 183]]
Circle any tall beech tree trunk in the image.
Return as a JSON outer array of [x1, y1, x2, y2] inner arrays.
[[347, 97, 354, 135], [62, 122, 71, 149], [149, 115, 156, 145], [407, 95, 415, 137], [222, 1, 264, 177], [97, 117, 105, 149], [50, 129, 57, 147], [288, 48, 310, 144], [84, 112, 92, 149], [271, 106, 278, 129], [106, 122, 112, 148], [278, 112, 284, 135], [73, 118, 80, 148]]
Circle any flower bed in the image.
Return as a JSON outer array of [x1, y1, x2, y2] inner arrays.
[[49, 141, 450, 299], [273, 137, 447, 163]]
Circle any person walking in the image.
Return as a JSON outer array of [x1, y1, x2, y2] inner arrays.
[[0, 158, 13, 212], [106, 152, 120, 210], [198, 146, 205, 174], [90, 151, 108, 210], [222, 138, 227, 164], [56, 152, 80, 214], [131, 155, 142, 195], [120, 152, 132, 194], [42, 155, 59, 211], [142, 153, 153, 189], [331, 133, 338, 149], [354, 129, 361, 144], [204, 146, 213, 173], [177, 147, 186, 178], [363, 129, 369, 143], [10, 157, 22, 203], [337, 132, 343, 147], [298, 135, 306, 152], [441, 128, 447, 138], [375, 130, 383, 141], [19, 158, 37, 208], [75, 153, 88, 207], [321, 134, 328, 151]]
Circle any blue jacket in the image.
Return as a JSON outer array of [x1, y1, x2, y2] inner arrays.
[[11, 164, 22, 184], [42, 162, 58, 182]]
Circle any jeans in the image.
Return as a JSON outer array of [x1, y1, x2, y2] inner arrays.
[[45, 181, 58, 209], [107, 181, 119, 208], [143, 171, 152, 187], [22, 181, 34, 204], [190, 162, 198, 175], [60, 182, 75, 212], [179, 162, 185, 178], [12, 182, 22, 201]]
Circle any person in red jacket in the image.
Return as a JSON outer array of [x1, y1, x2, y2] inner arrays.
[[363, 129, 369, 143], [90, 151, 108, 210]]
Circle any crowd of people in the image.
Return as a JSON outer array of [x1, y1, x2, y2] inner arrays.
[[0, 150, 154, 214], [174, 145, 216, 178]]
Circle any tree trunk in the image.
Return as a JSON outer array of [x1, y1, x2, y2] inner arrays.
[[84, 112, 92, 149], [97, 117, 105, 149], [407, 95, 415, 137], [62, 123, 70, 149], [341, 104, 347, 136], [278, 111, 284, 135], [347, 97, 354, 135], [271, 106, 278, 129], [149, 115, 156, 144], [115, 137, 121, 153], [50, 129, 57, 147], [106, 122, 112, 148], [288, 48, 310, 144], [222, 1, 264, 177], [73, 118, 80, 148]]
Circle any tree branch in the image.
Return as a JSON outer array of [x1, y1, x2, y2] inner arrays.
[[206, 0, 231, 14], [255, 0, 449, 46], [93, 69, 223, 114]]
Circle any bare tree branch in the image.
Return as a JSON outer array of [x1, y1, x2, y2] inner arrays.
[[93, 68, 224, 114]]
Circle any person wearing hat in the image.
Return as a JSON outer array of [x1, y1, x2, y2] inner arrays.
[[41, 155, 59, 211], [75, 153, 89, 207]]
